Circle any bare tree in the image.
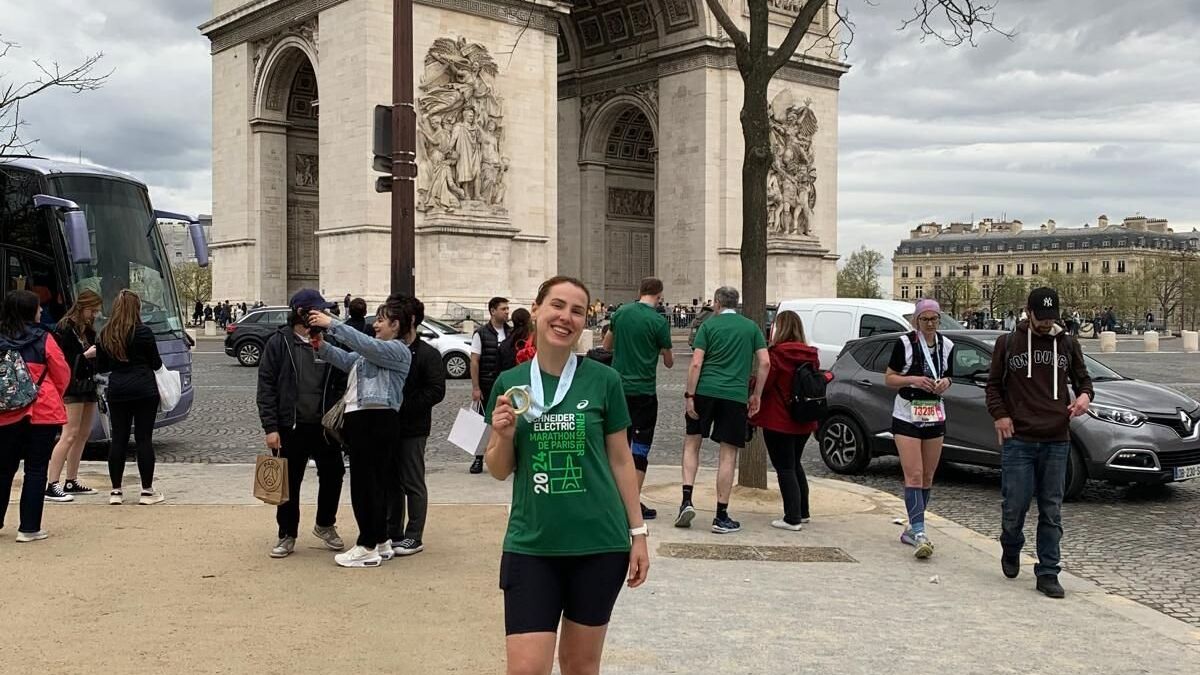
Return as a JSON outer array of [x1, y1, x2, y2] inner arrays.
[[702, 1, 1009, 487], [0, 35, 110, 156]]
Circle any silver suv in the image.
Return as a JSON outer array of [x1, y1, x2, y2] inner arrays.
[[817, 330, 1200, 499]]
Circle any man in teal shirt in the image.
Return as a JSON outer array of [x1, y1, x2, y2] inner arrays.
[[677, 286, 769, 534], [603, 277, 674, 519]]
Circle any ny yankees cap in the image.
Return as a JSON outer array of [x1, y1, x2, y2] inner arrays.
[[1028, 287, 1060, 321]]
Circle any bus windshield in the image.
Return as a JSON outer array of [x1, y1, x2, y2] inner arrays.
[[50, 175, 184, 336]]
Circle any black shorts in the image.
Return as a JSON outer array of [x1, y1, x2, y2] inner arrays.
[[626, 394, 659, 451], [891, 418, 946, 440], [685, 395, 749, 449], [499, 551, 628, 635]]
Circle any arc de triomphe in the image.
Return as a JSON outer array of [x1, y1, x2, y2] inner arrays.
[[201, 0, 847, 314]]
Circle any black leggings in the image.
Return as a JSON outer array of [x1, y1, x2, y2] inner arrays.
[[108, 397, 159, 490], [762, 430, 811, 525], [345, 408, 399, 548]]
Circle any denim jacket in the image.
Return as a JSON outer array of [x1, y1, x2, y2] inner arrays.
[[316, 319, 411, 411]]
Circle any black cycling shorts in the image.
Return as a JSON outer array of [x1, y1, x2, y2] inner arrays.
[[626, 394, 659, 451], [499, 551, 628, 635], [891, 418, 946, 440], [685, 394, 749, 448]]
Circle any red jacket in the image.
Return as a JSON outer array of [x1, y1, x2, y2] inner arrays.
[[0, 328, 70, 427], [750, 342, 821, 435]]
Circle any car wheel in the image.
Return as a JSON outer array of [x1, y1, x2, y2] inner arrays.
[[237, 341, 263, 367], [1064, 444, 1087, 501], [819, 414, 872, 474], [444, 353, 469, 379]]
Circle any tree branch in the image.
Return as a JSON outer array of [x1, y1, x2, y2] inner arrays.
[[766, 0, 829, 72], [0, 36, 110, 155], [898, 0, 1014, 47], [704, 0, 750, 55]]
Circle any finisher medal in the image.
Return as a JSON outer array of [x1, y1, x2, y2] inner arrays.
[[505, 386, 532, 416]]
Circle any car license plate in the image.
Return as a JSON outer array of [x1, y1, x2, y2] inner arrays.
[[1174, 464, 1200, 481]]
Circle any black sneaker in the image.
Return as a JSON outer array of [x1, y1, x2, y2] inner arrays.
[[63, 479, 97, 495], [712, 514, 741, 534], [1036, 575, 1065, 599], [673, 504, 696, 528], [1002, 554, 1020, 579], [392, 538, 424, 556], [640, 502, 657, 520], [469, 456, 484, 474], [44, 483, 74, 503]]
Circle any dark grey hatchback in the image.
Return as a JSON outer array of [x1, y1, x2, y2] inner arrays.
[[223, 306, 290, 366], [817, 330, 1200, 499]]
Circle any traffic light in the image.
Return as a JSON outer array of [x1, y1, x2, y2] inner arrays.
[[373, 104, 392, 192]]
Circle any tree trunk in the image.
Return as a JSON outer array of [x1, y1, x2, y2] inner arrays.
[[737, 75, 772, 490]]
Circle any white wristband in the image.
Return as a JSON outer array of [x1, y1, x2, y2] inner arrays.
[[629, 524, 649, 538]]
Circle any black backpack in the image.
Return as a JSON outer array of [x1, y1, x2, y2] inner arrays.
[[784, 361, 830, 423]]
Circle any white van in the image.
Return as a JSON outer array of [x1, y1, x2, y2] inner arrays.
[[774, 298, 963, 369]]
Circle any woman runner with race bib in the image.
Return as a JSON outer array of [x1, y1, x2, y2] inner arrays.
[[884, 298, 955, 559], [485, 275, 649, 675]]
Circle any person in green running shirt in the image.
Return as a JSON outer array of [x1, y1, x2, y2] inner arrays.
[[676, 286, 769, 535], [602, 277, 674, 521], [485, 275, 650, 675]]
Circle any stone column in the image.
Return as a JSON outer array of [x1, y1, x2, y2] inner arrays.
[[578, 160, 608, 297], [250, 119, 289, 305]]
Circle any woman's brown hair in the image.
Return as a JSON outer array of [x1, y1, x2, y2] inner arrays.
[[57, 289, 102, 334], [99, 290, 142, 362], [771, 310, 807, 347]]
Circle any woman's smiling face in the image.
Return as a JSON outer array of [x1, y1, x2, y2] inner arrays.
[[532, 282, 588, 350]]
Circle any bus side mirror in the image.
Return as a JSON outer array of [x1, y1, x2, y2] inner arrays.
[[187, 222, 210, 268], [33, 195, 92, 264]]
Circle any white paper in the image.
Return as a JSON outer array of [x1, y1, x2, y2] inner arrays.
[[448, 406, 490, 456]]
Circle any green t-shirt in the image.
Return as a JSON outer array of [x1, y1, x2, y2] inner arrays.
[[486, 358, 633, 556], [693, 311, 767, 404], [610, 301, 672, 396]]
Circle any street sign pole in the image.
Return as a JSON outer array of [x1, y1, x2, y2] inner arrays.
[[391, 0, 417, 296]]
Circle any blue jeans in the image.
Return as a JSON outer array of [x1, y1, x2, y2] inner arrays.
[[1000, 439, 1068, 577], [0, 420, 59, 533]]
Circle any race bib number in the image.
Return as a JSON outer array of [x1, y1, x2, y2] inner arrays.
[[911, 399, 945, 424]]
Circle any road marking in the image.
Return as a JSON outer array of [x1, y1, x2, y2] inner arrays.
[[193, 351, 227, 355]]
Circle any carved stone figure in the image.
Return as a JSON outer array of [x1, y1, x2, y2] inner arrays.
[[295, 154, 318, 188], [766, 91, 818, 237], [417, 37, 507, 213]]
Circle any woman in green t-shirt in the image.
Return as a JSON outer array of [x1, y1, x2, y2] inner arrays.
[[485, 275, 649, 675]]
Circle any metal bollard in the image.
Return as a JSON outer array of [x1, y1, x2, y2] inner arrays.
[[1099, 331, 1117, 353], [1143, 330, 1159, 353], [1183, 330, 1199, 353]]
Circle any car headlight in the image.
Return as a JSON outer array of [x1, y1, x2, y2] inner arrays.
[[1087, 403, 1146, 427]]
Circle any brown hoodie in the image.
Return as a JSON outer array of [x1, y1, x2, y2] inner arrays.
[[985, 320, 1094, 442]]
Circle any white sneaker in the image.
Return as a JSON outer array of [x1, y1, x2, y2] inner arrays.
[[109, 490, 123, 505], [335, 545, 383, 568], [771, 519, 803, 531], [377, 540, 395, 562], [139, 489, 165, 505], [16, 530, 48, 543]]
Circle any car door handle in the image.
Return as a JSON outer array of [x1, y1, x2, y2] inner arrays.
[[854, 379, 873, 388]]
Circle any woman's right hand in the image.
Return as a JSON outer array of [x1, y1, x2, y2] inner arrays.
[[491, 395, 516, 440], [910, 376, 937, 392], [84, 345, 97, 359]]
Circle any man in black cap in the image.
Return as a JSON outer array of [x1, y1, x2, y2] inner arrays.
[[985, 287, 1093, 598], [256, 288, 348, 558]]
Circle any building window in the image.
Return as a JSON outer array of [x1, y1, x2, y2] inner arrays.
[[1066, 262, 1074, 274], [1051, 242, 1060, 250], [915, 247, 925, 254], [901, 266, 909, 278], [901, 247, 911, 254], [901, 286, 910, 300], [982, 264, 990, 277], [949, 267, 957, 277], [1067, 241, 1075, 249], [1082, 240, 1090, 248], [998, 243, 1007, 251], [915, 286, 924, 297], [1082, 261, 1090, 274], [949, 245, 958, 253], [1102, 239, 1111, 247], [1051, 262, 1059, 272], [963, 245, 972, 253], [1118, 239, 1128, 247], [1016, 263, 1024, 276], [934, 266, 943, 278], [997, 264, 1005, 276], [1031, 263, 1039, 275], [1118, 260, 1126, 273], [982, 285, 991, 300], [915, 266, 923, 278], [1032, 241, 1041, 250], [1102, 260, 1110, 274], [935, 246, 943, 253], [1137, 238, 1145, 247], [962, 267, 971, 278], [982, 245, 991, 252], [1016, 243, 1025, 251]]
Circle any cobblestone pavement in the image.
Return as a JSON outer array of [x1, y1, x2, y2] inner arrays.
[[168, 338, 1200, 625]]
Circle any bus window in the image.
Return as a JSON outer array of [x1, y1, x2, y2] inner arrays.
[[0, 168, 55, 252], [4, 249, 65, 326]]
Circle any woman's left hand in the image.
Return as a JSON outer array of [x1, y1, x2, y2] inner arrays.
[[306, 310, 333, 329], [627, 535, 650, 588], [934, 378, 950, 395], [83, 345, 97, 359]]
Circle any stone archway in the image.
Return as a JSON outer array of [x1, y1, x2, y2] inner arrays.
[[283, 61, 319, 295]]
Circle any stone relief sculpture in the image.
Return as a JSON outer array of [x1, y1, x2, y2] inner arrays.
[[766, 90, 818, 237], [607, 188, 654, 219], [295, 154, 318, 188], [417, 37, 508, 214]]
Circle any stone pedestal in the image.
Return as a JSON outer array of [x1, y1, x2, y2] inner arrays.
[[1099, 331, 1117, 353], [1143, 331, 1160, 353], [1182, 330, 1199, 353], [204, 321, 217, 337]]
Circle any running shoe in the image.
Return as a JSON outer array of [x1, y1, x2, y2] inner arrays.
[[673, 504, 696, 528], [63, 479, 97, 495], [335, 545, 383, 568], [771, 519, 803, 532], [640, 502, 657, 520], [270, 536, 296, 558], [914, 533, 934, 559], [44, 483, 74, 503], [900, 529, 918, 547], [392, 538, 424, 556], [16, 530, 48, 543], [313, 525, 345, 551], [109, 490, 123, 505], [139, 489, 165, 505], [712, 515, 741, 534], [377, 540, 395, 562], [469, 456, 484, 474]]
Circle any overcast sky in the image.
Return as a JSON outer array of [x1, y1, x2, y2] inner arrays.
[[4, 0, 1198, 288]]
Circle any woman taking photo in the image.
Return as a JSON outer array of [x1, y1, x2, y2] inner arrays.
[[0, 290, 70, 541], [307, 294, 412, 569], [485, 275, 649, 675], [96, 290, 166, 505], [45, 290, 103, 502], [749, 310, 820, 531], [884, 299, 954, 559]]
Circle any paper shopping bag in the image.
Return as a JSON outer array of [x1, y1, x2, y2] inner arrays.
[[253, 453, 289, 505], [448, 406, 491, 457]]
